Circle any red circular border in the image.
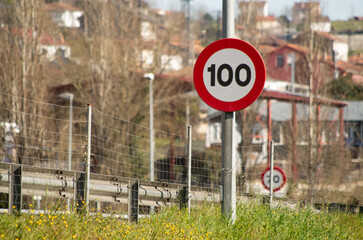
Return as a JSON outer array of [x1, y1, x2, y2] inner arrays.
[[261, 166, 286, 192], [193, 38, 266, 112]]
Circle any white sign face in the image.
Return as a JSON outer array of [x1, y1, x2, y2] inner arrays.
[[193, 38, 266, 112], [262, 169, 285, 190], [203, 48, 256, 102]]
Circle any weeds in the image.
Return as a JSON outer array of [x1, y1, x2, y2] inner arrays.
[[0, 201, 362, 239]]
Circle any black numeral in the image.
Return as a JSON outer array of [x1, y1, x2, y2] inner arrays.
[[208, 63, 251, 87]]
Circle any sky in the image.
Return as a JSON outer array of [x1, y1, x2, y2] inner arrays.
[[145, 0, 363, 21]]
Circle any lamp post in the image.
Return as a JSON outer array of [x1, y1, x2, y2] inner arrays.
[[59, 93, 74, 171], [144, 73, 155, 181]]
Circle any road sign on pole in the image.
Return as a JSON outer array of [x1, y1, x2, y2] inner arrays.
[[261, 166, 286, 192], [193, 38, 266, 112]]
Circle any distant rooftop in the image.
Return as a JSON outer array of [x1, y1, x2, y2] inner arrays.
[[44, 2, 82, 12]]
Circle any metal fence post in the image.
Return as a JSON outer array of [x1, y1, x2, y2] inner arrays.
[[187, 125, 192, 212], [128, 179, 139, 223], [9, 164, 22, 214], [85, 104, 92, 212], [75, 172, 85, 213], [179, 186, 188, 209]]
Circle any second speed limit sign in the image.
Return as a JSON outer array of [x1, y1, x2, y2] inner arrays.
[[193, 38, 266, 112], [261, 166, 286, 192]]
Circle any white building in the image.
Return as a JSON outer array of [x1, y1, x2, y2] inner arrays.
[[44, 2, 83, 28], [39, 33, 71, 61]]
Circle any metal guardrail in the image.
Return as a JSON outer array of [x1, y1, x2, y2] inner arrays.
[[0, 163, 220, 221]]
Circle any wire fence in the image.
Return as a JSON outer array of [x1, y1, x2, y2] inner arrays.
[[0, 92, 362, 218], [240, 98, 362, 209], [0, 92, 221, 218]]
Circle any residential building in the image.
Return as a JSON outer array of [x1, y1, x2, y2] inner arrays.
[[39, 32, 71, 61], [293, 31, 349, 62], [239, 1, 269, 18], [292, 1, 322, 26], [44, 2, 83, 28]]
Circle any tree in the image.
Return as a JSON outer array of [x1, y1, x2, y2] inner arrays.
[[0, 0, 47, 164], [328, 74, 363, 100]]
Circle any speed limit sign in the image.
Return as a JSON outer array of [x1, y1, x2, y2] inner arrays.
[[193, 38, 266, 112], [261, 166, 286, 192]]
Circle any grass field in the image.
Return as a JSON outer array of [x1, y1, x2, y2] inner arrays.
[[0, 201, 362, 239]]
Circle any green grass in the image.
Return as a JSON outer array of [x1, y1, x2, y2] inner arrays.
[[0, 201, 362, 239], [331, 20, 363, 33]]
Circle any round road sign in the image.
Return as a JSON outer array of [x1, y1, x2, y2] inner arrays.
[[261, 166, 286, 192], [193, 38, 266, 112]]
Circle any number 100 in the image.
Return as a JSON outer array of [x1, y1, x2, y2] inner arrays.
[[207, 63, 251, 87]]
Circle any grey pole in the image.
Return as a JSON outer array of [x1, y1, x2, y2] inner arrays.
[[144, 73, 155, 214], [59, 92, 74, 171], [149, 77, 155, 182], [290, 53, 295, 93], [221, 0, 236, 223], [187, 125, 192, 212], [222, 0, 235, 38], [269, 140, 274, 207], [85, 104, 92, 211], [68, 95, 73, 171]]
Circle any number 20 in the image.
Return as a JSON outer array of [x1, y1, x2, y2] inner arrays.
[[207, 63, 251, 87]]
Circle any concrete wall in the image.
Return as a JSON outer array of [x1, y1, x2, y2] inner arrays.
[[334, 34, 363, 51]]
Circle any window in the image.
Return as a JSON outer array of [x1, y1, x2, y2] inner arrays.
[[252, 124, 264, 144], [210, 122, 221, 143], [272, 125, 284, 145], [276, 55, 284, 67]]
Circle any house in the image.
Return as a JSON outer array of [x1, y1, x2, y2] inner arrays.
[[239, 1, 269, 18], [39, 32, 71, 61], [310, 20, 331, 33], [263, 42, 355, 95], [11, 28, 71, 61], [292, 1, 322, 26], [139, 9, 188, 73], [293, 31, 349, 62], [44, 2, 83, 28], [237, 1, 281, 39], [256, 16, 281, 34], [264, 43, 310, 84]]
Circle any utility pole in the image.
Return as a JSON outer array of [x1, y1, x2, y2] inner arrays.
[[221, 0, 236, 223], [182, 0, 192, 65]]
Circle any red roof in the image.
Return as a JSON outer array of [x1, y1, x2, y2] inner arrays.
[[261, 90, 347, 107], [11, 28, 66, 45], [44, 2, 82, 12], [314, 31, 346, 42], [337, 61, 363, 74], [258, 36, 286, 47], [256, 45, 276, 55], [40, 33, 66, 46], [257, 16, 276, 22], [270, 43, 309, 56]]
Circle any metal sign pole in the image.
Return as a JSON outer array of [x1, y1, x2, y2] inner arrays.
[[221, 0, 236, 223], [269, 140, 274, 208]]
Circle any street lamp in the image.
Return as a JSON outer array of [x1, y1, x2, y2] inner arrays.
[[144, 73, 155, 182], [59, 92, 74, 171]]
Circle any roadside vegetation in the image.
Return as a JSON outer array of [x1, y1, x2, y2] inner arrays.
[[0, 201, 362, 239]]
